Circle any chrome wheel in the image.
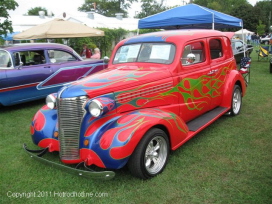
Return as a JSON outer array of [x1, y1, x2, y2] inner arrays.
[[144, 136, 168, 175], [230, 85, 242, 116], [128, 128, 169, 179]]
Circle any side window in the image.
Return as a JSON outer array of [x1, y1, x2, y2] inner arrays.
[[209, 39, 222, 59], [235, 41, 244, 51], [182, 42, 205, 66], [47, 50, 76, 63], [13, 50, 45, 66]]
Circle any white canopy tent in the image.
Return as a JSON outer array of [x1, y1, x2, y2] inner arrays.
[[235, 29, 254, 42], [235, 29, 254, 34]]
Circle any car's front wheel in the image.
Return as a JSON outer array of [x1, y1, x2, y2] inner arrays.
[[128, 128, 169, 179], [230, 85, 242, 116]]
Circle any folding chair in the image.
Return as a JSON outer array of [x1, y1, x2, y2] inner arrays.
[[256, 46, 269, 61], [239, 57, 251, 85]]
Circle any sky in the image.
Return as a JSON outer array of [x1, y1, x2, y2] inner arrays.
[[8, 0, 259, 18]]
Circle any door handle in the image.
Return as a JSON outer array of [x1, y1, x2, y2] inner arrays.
[[44, 66, 51, 68], [207, 69, 218, 75], [213, 69, 218, 73], [207, 70, 214, 75]]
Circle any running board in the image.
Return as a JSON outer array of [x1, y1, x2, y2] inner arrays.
[[187, 106, 229, 132]]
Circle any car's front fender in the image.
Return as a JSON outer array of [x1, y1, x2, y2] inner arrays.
[[30, 105, 59, 151], [80, 108, 189, 169]]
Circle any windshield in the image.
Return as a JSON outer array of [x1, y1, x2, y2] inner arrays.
[[113, 43, 175, 64], [0, 50, 12, 68]]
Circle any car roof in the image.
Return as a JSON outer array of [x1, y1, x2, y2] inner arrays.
[[124, 29, 231, 45], [0, 43, 74, 52]]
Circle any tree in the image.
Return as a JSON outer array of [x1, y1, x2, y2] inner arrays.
[[192, 0, 248, 14], [254, 0, 272, 33], [78, 0, 137, 17], [27, 7, 54, 16], [0, 0, 18, 36], [256, 20, 266, 36], [229, 4, 257, 32], [135, 0, 168, 18]]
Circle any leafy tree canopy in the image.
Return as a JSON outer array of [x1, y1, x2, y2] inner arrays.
[[192, 0, 249, 14], [135, 0, 169, 18], [78, 0, 137, 17], [254, 0, 272, 33], [229, 3, 256, 32], [0, 0, 18, 36], [26, 7, 54, 16]]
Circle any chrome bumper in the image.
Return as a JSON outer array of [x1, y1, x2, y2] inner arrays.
[[23, 144, 115, 180]]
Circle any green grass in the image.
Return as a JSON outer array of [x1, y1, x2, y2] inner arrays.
[[1, 49, 272, 204]]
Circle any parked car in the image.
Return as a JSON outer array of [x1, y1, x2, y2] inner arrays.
[[260, 35, 270, 45], [0, 43, 107, 106], [231, 39, 253, 63], [24, 30, 247, 180]]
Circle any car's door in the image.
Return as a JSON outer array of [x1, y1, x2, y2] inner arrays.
[[208, 37, 231, 109], [39, 49, 94, 88], [178, 40, 212, 122], [5, 49, 54, 104]]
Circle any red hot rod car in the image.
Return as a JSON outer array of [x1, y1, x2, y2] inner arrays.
[[24, 29, 247, 179]]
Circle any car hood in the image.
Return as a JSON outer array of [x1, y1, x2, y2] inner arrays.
[[60, 65, 172, 98]]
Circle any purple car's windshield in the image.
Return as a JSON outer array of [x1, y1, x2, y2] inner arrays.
[[113, 43, 175, 64]]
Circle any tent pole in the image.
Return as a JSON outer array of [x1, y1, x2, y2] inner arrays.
[[212, 13, 214, 29], [241, 27, 246, 57]]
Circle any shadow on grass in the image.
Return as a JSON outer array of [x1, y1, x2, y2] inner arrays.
[[0, 99, 45, 112]]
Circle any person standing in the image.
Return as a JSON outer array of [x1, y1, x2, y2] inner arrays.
[[91, 48, 101, 59], [80, 44, 92, 59], [246, 33, 251, 44], [256, 33, 260, 46]]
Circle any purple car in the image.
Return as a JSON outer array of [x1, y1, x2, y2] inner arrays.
[[0, 43, 107, 106]]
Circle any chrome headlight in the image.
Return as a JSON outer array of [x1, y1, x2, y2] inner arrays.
[[89, 99, 103, 117], [46, 94, 56, 109]]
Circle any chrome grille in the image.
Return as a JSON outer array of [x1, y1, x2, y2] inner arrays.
[[57, 96, 87, 160]]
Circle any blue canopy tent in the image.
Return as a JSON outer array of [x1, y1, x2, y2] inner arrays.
[[1, 32, 20, 41], [138, 4, 243, 30]]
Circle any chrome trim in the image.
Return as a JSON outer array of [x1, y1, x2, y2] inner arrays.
[[23, 144, 115, 180], [57, 95, 87, 160], [89, 99, 103, 117], [117, 82, 172, 103]]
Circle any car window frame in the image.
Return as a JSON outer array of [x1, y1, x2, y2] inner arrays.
[[113, 42, 176, 65], [180, 40, 207, 68], [46, 49, 79, 64], [0, 50, 14, 69], [209, 38, 223, 60]]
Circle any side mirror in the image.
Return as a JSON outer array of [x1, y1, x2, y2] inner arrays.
[[103, 56, 109, 64], [18, 62, 23, 69], [186, 53, 196, 64]]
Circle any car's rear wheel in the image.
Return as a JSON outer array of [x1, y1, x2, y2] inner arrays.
[[128, 128, 169, 179], [230, 85, 242, 116]]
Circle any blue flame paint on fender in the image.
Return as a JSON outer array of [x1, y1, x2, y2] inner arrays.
[[30, 106, 59, 150]]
